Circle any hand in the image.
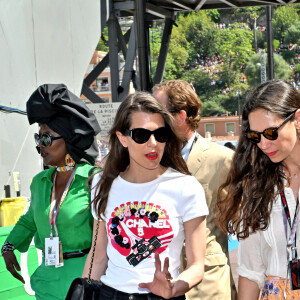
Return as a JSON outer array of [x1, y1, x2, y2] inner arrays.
[[3, 251, 25, 284], [139, 252, 174, 299]]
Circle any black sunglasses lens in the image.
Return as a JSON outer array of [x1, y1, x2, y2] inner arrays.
[[154, 128, 169, 143], [42, 134, 52, 147], [131, 128, 169, 144], [247, 128, 278, 143], [132, 129, 150, 144], [263, 128, 277, 140], [34, 133, 52, 147], [247, 132, 260, 143]]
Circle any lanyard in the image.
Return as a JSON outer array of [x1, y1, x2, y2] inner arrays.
[[280, 190, 299, 265], [49, 166, 77, 237], [281, 191, 300, 296], [280, 191, 299, 246]]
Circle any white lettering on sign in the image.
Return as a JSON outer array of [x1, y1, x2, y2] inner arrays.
[[87, 103, 121, 137]]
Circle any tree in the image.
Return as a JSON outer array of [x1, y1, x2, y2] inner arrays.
[[273, 5, 300, 43], [245, 53, 291, 86], [96, 27, 109, 52], [256, 30, 266, 50], [205, 9, 220, 22], [164, 23, 189, 79], [217, 23, 254, 87], [294, 64, 300, 75], [181, 69, 212, 99], [281, 50, 297, 64], [273, 39, 280, 51], [201, 100, 226, 117], [149, 28, 164, 78], [220, 92, 246, 116], [263, 39, 280, 51], [176, 11, 220, 64], [284, 21, 300, 44], [232, 7, 264, 53], [249, 8, 259, 53], [293, 63, 300, 82]]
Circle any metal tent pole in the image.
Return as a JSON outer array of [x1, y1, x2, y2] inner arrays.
[[266, 5, 274, 80], [135, 0, 150, 91]]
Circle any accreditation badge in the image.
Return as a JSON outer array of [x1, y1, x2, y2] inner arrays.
[[45, 237, 59, 266], [55, 240, 64, 268]]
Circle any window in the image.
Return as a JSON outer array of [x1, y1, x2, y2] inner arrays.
[[204, 123, 215, 134], [95, 77, 109, 92], [226, 122, 236, 133]]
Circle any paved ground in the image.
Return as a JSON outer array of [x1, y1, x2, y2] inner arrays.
[[229, 248, 239, 290]]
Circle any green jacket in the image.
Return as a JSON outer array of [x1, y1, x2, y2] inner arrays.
[[7, 163, 94, 300]]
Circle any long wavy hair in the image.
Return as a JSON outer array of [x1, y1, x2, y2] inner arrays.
[[92, 92, 190, 220], [216, 79, 300, 239]]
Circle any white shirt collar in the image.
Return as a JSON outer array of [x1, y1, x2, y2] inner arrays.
[[181, 131, 197, 162]]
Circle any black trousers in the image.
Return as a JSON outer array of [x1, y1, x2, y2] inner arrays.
[[99, 283, 186, 300]]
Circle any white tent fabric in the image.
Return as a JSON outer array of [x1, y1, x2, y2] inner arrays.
[[0, 0, 109, 197]]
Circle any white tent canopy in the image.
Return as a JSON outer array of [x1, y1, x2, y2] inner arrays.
[[0, 0, 105, 197]]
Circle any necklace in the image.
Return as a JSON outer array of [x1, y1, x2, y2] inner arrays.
[[286, 173, 299, 187], [56, 165, 75, 172], [288, 173, 298, 180]]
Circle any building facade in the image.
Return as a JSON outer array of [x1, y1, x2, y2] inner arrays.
[[198, 115, 240, 140]]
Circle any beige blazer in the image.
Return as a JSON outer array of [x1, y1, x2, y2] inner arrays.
[[187, 135, 234, 266], [181, 136, 236, 299]]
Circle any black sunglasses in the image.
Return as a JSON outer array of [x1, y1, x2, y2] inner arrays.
[[124, 127, 169, 144], [245, 111, 296, 144], [34, 133, 63, 147]]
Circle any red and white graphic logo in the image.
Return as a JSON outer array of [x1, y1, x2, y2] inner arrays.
[[107, 201, 174, 266]]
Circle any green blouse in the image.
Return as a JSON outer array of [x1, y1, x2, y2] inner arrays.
[[6, 163, 94, 299]]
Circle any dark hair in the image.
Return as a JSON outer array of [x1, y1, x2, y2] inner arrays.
[[224, 142, 236, 150], [216, 79, 300, 239], [93, 92, 190, 219], [153, 80, 202, 130]]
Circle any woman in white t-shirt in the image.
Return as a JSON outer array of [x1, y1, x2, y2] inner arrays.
[[216, 79, 300, 299], [82, 92, 208, 300]]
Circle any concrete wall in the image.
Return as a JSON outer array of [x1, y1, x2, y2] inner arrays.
[[0, 0, 103, 198]]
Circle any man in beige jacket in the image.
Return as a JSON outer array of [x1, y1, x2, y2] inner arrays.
[[153, 80, 237, 300]]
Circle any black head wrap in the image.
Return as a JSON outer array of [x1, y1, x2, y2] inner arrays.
[[26, 84, 101, 165]]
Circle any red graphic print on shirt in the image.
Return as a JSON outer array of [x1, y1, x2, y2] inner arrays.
[[107, 201, 174, 266]]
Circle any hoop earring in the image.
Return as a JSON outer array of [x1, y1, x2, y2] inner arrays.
[[65, 154, 75, 167]]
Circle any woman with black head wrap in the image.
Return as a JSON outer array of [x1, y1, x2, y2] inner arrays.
[[1, 84, 101, 300]]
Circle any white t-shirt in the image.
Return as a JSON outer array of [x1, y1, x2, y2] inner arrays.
[[237, 186, 300, 289], [91, 167, 208, 293]]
